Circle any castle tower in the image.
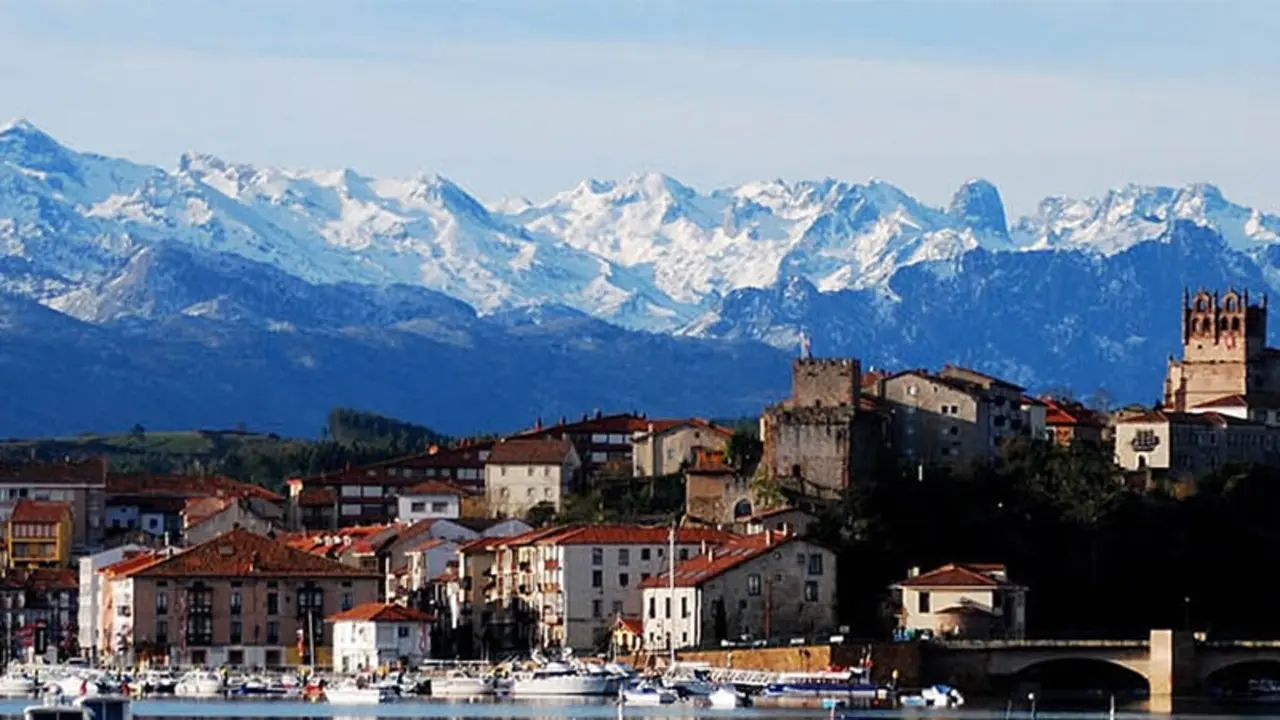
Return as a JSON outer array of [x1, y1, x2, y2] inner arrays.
[[1167, 287, 1273, 410]]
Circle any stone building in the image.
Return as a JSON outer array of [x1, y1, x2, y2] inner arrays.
[[1165, 287, 1280, 411], [1113, 409, 1280, 477], [632, 419, 732, 478], [683, 448, 757, 526], [760, 357, 884, 498]]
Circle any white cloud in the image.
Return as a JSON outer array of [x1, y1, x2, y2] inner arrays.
[[0, 24, 1277, 216]]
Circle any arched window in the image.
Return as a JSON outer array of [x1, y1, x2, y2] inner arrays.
[[1232, 317, 1241, 332], [1226, 298, 1237, 311], [1218, 317, 1228, 331], [733, 500, 753, 519], [1196, 298, 1208, 311], [1201, 318, 1212, 333]]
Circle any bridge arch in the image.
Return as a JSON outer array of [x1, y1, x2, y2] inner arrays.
[[1202, 657, 1280, 689], [1004, 657, 1150, 693]]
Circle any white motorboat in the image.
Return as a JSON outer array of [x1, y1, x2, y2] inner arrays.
[[899, 684, 964, 708], [430, 671, 496, 697], [323, 680, 396, 705], [0, 672, 38, 697], [173, 671, 223, 698], [511, 661, 618, 697], [25, 693, 131, 720], [706, 684, 748, 708], [620, 681, 677, 706]]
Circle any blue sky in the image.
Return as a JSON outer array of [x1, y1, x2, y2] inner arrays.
[[1, 0, 1278, 214]]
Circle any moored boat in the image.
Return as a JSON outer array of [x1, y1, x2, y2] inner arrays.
[[323, 678, 396, 705], [759, 668, 887, 707], [620, 680, 677, 706], [511, 661, 618, 697], [899, 684, 964, 708], [430, 670, 496, 697], [706, 684, 748, 708]]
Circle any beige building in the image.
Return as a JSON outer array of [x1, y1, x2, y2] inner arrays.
[[890, 563, 1027, 640], [1165, 288, 1280, 411], [640, 530, 837, 651], [1113, 409, 1280, 477], [484, 437, 581, 519], [115, 527, 382, 668], [0, 459, 106, 554], [482, 524, 734, 652], [632, 420, 732, 477], [869, 365, 1033, 470]]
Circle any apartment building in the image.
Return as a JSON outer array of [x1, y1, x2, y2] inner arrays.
[[7, 500, 72, 568], [0, 459, 106, 553], [484, 437, 581, 519]]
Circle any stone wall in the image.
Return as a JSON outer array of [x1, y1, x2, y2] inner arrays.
[[792, 358, 861, 408], [676, 642, 922, 685]]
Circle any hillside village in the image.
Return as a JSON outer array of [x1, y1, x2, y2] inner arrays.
[[0, 287, 1277, 670]]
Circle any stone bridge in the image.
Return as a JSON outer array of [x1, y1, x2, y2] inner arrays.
[[925, 630, 1280, 696]]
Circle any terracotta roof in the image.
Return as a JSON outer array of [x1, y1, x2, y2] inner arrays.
[[0, 459, 106, 486], [1020, 395, 1047, 407], [183, 496, 232, 526], [11, 500, 70, 524], [0, 567, 77, 591], [538, 524, 737, 547], [102, 551, 163, 577], [402, 479, 477, 497], [107, 473, 281, 501], [634, 418, 733, 440], [297, 487, 336, 507], [861, 370, 886, 390], [513, 412, 648, 438], [1042, 398, 1107, 428], [326, 602, 435, 623], [615, 617, 643, 635], [487, 437, 575, 465], [893, 563, 1017, 589], [131, 528, 380, 578], [639, 531, 795, 588]]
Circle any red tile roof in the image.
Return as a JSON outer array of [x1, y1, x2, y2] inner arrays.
[[326, 602, 435, 623], [1042, 398, 1107, 428], [0, 567, 77, 591], [893, 563, 1017, 589], [11, 500, 70, 524], [107, 473, 281, 501], [131, 528, 380, 578], [102, 551, 163, 577], [402, 479, 477, 497], [0, 459, 106, 486], [513, 412, 648, 438], [615, 617, 643, 636], [639, 531, 794, 588], [634, 418, 733, 440], [487, 437, 576, 466], [532, 524, 737, 547]]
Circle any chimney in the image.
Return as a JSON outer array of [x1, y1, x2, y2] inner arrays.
[[700, 540, 709, 556], [766, 531, 773, 547], [707, 547, 715, 561], [908, 566, 920, 578]]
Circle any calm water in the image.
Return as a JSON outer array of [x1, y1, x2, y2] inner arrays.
[[1, 697, 1278, 719]]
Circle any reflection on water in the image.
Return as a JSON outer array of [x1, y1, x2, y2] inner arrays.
[[2, 697, 1280, 719]]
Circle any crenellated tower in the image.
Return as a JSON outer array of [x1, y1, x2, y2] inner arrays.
[[1166, 287, 1275, 410]]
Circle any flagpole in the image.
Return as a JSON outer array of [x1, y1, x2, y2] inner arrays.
[[667, 518, 676, 667]]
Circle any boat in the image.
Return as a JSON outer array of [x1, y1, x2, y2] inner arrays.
[[511, 661, 619, 697], [760, 668, 885, 705], [0, 671, 38, 697], [620, 680, 677, 706], [24, 692, 131, 720], [706, 684, 748, 708], [173, 671, 223, 698], [430, 670, 497, 697], [323, 679, 397, 705], [138, 671, 177, 695], [666, 667, 717, 698], [899, 684, 964, 708]]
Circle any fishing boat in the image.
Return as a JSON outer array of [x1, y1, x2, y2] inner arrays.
[[620, 680, 677, 706], [899, 684, 964, 708]]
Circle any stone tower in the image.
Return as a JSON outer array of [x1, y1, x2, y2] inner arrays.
[[1165, 287, 1272, 410], [760, 357, 865, 498]]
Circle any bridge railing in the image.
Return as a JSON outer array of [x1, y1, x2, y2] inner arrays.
[[930, 639, 1149, 649]]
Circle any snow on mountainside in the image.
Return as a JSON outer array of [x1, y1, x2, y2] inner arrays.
[[4, 118, 1280, 339]]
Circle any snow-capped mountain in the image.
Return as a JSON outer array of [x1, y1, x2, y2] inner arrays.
[[4, 118, 1280, 435]]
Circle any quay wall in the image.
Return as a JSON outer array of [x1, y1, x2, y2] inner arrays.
[[674, 642, 921, 686]]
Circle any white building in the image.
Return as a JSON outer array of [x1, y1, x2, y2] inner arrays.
[[328, 603, 434, 672], [640, 530, 837, 651], [396, 480, 469, 523], [484, 437, 581, 518], [77, 545, 149, 662], [488, 524, 735, 651], [889, 563, 1027, 640]]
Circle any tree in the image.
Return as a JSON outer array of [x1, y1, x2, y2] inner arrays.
[[525, 502, 558, 528]]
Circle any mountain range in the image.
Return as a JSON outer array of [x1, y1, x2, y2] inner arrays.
[[3, 118, 1279, 436]]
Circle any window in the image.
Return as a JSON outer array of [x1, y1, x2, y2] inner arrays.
[[592, 570, 603, 588], [681, 597, 689, 618], [398, 626, 410, 638], [230, 591, 242, 616], [747, 574, 762, 596], [342, 593, 353, 611], [612, 600, 624, 616], [640, 548, 651, 562], [155, 591, 168, 615], [679, 549, 689, 561], [918, 591, 931, 613], [804, 581, 819, 602], [618, 548, 630, 566], [797, 553, 806, 567], [431, 501, 448, 513], [266, 592, 279, 616], [808, 554, 824, 575], [155, 620, 168, 645], [592, 548, 603, 566], [619, 573, 629, 588], [410, 501, 426, 513], [592, 600, 603, 619], [993, 593, 1004, 611], [665, 597, 671, 618], [648, 597, 656, 618], [230, 620, 242, 644], [266, 621, 280, 644]]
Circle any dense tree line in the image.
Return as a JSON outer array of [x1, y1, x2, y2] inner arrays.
[[811, 437, 1280, 640]]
